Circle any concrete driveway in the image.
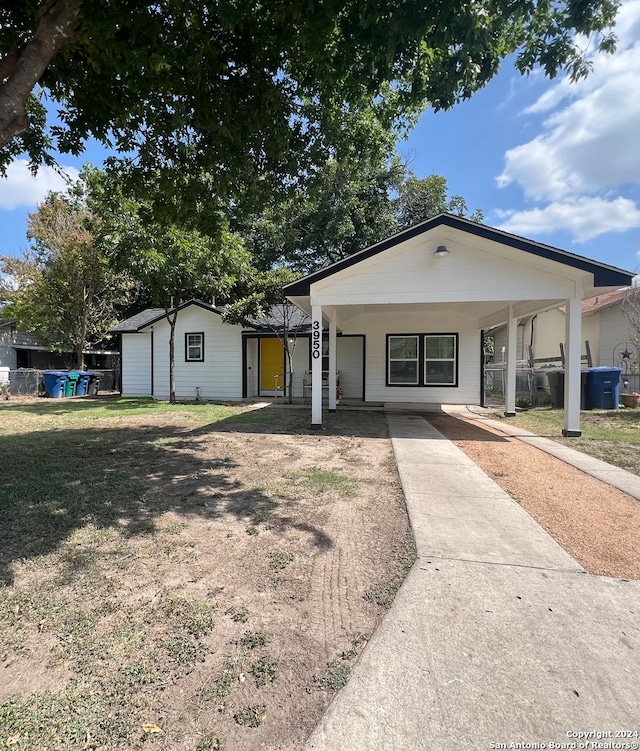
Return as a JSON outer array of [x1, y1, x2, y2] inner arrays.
[[304, 413, 640, 751]]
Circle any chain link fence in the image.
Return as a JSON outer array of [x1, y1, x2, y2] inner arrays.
[[3, 369, 118, 398], [484, 362, 537, 407]]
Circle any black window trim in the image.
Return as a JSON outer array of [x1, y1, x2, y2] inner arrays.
[[185, 331, 205, 362], [385, 332, 459, 388]]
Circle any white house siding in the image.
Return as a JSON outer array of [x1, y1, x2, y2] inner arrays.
[[312, 233, 579, 307], [151, 307, 244, 400], [532, 309, 565, 362], [342, 309, 479, 404], [598, 306, 634, 366], [121, 333, 152, 396], [533, 310, 599, 364], [492, 324, 526, 363]]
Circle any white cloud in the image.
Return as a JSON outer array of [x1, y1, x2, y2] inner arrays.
[[496, 0, 640, 243], [495, 197, 640, 242], [0, 160, 79, 210]]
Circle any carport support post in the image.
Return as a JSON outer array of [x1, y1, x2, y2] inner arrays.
[[311, 304, 323, 429], [505, 308, 517, 416], [328, 317, 337, 412], [563, 296, 582, 437]]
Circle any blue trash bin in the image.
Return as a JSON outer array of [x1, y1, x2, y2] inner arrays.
[[72, 371, 92, 396], [584, 367, 622, 409], [42, 371, 68, 399]]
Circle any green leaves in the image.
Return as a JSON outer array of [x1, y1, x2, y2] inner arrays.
[[1, 0, 621, 197], [0, 170, 135, 366], [241, 157, 482, 274]]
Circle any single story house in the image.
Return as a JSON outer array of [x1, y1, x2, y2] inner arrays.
[[534, 290, 639, 388], [490, 288, 637, 365], [112, 214, 634, 436], [0, 318, 119, 370], [110, 301, 364, 402], [488, 288, 639, 393]]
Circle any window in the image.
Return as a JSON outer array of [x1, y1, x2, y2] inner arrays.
[[322, 335, 330, 374], [386, 333, 458, 387], [425, 335, 456, 385], [388, 335, 419, 385], [185, 332, 204, 362]]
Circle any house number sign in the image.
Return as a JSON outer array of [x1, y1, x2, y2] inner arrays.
[[312, 320, 321, 359]]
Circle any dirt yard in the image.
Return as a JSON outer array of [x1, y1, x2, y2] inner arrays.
[[0, 402, 414, 751], [426, 411, 640, 580]]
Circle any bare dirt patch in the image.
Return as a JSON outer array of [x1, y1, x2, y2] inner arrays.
[[426, 412, 640, 580], [0, 404, 414, 751]]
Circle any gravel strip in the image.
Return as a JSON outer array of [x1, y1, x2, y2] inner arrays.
[[426, 413, 640, 580]]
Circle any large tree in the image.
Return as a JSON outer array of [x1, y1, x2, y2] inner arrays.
[[395, 174, 484, 230], [244, 156, 404, 273], [621, 284, 640, 347], [0, 190, 133, 368], [242, 161, 484, 274], [1, 0, 619, 198], [91, 169, 254, 403]]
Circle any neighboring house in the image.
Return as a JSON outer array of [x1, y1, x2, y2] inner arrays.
[[490, 289, 638, 366], [534, 289, 639, 377], [0, 318, 119, 371], [488, 319, 534, 364], [112, 215, 634, 436], [1, 319, 66, 370]]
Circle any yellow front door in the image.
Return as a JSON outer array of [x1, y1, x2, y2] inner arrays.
[[260, 338, 285, 393]]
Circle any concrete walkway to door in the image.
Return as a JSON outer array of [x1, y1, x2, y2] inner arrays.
[[304, 412, 640, 751]]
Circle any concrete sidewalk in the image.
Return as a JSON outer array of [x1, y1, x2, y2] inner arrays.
[[304, 413, 640, 751]]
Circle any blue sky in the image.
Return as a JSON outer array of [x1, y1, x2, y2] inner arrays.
[[1, 0, 638, 275]]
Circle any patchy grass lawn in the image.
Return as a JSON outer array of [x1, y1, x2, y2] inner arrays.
[[0, 397, 414, 751], [497, 407, 640, 476]]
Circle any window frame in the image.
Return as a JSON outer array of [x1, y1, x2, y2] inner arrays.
[[387, 334, 420, 386], [424, 334, 457, 386], [386, 333, 458, 388], [185, 332, 205, 362]]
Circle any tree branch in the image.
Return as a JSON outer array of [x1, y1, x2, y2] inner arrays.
[[0, 42, 22, 84], [0, 0, 80, 148]]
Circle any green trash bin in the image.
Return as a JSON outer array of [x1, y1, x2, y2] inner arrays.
[[64, 371, 80, 397]]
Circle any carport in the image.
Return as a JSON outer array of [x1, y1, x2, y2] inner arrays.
[[285, 214, 633, 435]]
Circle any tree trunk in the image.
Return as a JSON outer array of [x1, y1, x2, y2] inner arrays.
[[168, 311, 177, 404], [75, 342, 84, 370], [0, 0, 80, 148], [286, 347, 294, 404]]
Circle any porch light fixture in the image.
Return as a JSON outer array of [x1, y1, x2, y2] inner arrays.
[[434, 245, 450, 257]]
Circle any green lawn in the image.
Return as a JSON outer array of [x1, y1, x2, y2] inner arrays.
[[498, 406, 640, 475], [0, 396, 256, 427]]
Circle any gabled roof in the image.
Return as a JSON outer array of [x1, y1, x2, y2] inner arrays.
[[109, 308, 167, 333], [249, 304, 311, 332], [109, 299, 259, 333], [284, 213, 634, 296], [556, 288, 631, 316], [581, 288, 629, 316], [109, 308, 165, 334]]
